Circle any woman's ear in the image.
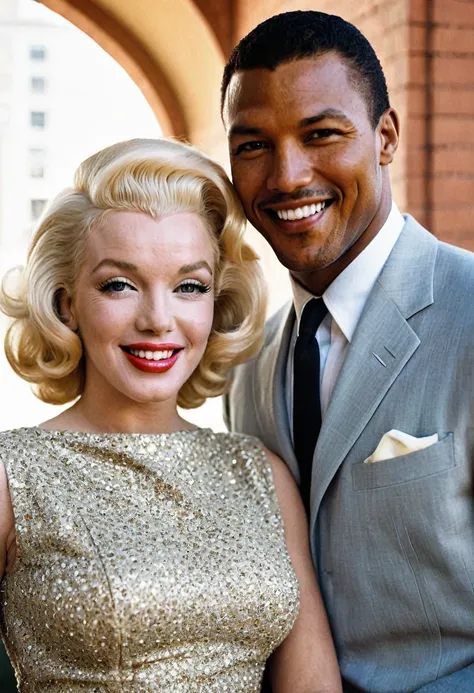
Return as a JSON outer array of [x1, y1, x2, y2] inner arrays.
[[57, 288, 78, 332]]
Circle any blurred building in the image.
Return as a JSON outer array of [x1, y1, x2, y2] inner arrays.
[[0, 0, 162, 273]]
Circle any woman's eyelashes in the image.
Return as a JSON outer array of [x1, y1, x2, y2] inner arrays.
[[98, 276, 137, 294], [97, 276, 212, 297], [175, 279, 212, 296]]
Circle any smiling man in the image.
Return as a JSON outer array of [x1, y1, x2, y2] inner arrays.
[[222, 11, 474, 693]]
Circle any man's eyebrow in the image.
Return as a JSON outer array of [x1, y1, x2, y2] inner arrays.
[[228, 110, 353, 137], [228, 124, 263, 138], [91, 258, 138, 274], [299, 109, 353, 127], [179, 261, 213, 275]]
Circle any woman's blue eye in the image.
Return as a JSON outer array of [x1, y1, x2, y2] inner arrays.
[[177, 282, 211, 295], [108, 281, 127, 292], [99, 278, 135, 293]]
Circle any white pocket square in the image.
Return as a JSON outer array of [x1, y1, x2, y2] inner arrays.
[[364, 429, 439, 464]]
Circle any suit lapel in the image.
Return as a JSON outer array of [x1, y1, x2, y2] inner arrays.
[[309, 217, 438, 524], [309, 283, 420, 522], [253, 303, 300, 481]]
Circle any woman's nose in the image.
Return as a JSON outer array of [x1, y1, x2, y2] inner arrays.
[[134, 291, 175, 335]]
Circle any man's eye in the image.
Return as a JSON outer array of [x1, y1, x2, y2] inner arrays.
[[234, 141, 268, 155], [308, 129, 340, 141]]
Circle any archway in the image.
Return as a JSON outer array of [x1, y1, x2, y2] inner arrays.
[[40, 0, 228, 161]]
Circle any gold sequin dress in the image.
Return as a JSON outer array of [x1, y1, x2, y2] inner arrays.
[[0, 427, 299, 692]]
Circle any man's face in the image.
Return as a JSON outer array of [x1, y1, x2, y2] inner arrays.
[[224, 53, 397, 278]]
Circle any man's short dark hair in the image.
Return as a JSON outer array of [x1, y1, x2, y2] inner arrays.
[[221, 11, 390, 129]]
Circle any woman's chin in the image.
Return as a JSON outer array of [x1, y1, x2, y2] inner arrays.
[[121, 386, 180, 406]]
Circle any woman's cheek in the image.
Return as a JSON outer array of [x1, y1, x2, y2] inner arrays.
[[93, 297, 134, 326], [196, 303, 215, 343], [180, 299, 214, 340]]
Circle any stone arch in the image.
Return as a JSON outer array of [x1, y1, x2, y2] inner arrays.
[[39, 0, 228, 160]]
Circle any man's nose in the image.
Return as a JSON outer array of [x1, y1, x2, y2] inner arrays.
[[266, 143, 313, 193], [135, 290, 175, 335]]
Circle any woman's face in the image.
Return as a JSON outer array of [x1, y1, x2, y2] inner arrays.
[[65, 210, 216, 408]]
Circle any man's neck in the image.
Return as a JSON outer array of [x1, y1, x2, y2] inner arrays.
[[291, 196, 393, 296]]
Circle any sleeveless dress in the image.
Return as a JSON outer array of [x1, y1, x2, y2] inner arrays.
[[0, 427, 299, 692]]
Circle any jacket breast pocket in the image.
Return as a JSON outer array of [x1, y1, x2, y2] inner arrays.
[[351, 432, 454, 490]]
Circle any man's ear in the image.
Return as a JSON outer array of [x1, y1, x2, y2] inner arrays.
[[57, 288, 78, 332], [378, 107, 400, 166]]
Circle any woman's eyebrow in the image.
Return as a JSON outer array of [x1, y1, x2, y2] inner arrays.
[[179, 261, 213, 275], [91, 258, 138, 274], [91, 259, 213, 276]]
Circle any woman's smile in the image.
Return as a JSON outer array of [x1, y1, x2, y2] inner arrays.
[[121, 341, 184, 373]]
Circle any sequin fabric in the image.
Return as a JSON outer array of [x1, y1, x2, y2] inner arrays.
[[0, 427, 299, 692]]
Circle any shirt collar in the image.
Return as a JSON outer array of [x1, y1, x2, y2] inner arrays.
[[291, 202, 406, 341]]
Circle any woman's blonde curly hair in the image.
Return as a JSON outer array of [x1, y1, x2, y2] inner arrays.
[[0, 138, 267, 408]]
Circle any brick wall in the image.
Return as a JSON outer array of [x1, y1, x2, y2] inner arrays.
[[429, 0, 474, 249]]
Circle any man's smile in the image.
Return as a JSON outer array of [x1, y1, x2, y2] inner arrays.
[[262, 198, 336, 234], [275, 200, 327, 220]]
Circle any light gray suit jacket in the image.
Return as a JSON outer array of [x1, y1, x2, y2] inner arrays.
[[225, 216, 474, 693]]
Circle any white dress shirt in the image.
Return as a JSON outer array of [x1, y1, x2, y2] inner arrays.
[[286, 203, 406, 437]]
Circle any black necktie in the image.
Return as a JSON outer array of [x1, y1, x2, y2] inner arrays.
[[293, 298, 328, 514]]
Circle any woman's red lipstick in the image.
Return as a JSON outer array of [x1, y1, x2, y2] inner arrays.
[[121, 343, 183, 374]]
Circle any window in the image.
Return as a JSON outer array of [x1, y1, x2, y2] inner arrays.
[[30, 45, 46, 61], [31, 76, 46, 94], [30, 199, 47, 221], [30, 111, 45, 129], [30, 148, 45, 178]]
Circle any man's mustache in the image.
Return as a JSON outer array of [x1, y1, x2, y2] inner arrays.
[[259, 189, 335, 208]]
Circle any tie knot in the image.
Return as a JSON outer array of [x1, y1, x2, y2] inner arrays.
[[299, 298, 327, 338]]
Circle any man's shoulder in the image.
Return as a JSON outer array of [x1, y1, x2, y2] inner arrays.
[[401, 220, 474, 349], [436, 235, 474, 278], [228, 300, 293, 384], [405, 214, 474, 273], [426, 230, 474, 307], [401, 215, 474, 300], [263, 300, 294, 344]]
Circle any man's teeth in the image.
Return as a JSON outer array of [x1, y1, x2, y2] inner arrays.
[[276, 201, 326, 221], [129, 348, 174, 360]]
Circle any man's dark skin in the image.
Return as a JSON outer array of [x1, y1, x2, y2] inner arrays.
[[223, 52, 400, 295]]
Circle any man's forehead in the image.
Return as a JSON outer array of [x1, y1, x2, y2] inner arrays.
[[223, 55, 357, 130], [223, 52, 353, 125]]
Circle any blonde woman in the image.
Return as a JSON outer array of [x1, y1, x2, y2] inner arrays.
[[0, 139, 341, 693]]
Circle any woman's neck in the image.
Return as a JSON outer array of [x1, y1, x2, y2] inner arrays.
[[40, 390, 195, 435]]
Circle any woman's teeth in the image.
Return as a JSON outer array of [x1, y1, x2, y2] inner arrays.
[[276, 201, 326, 221], [129, 349, 174, 361]]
